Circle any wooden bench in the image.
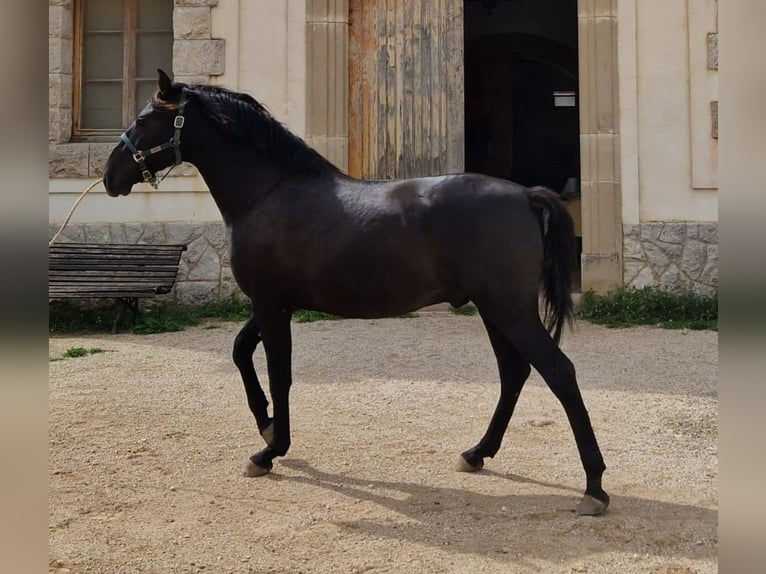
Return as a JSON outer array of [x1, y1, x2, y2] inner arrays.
[[49, 243, 187, 332]]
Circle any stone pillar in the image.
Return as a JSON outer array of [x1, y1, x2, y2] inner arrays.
[[49, 0, 73, 144], [173, 0, 225, 85], [305, 0, 349, 172], [578, 0, 623, 293]]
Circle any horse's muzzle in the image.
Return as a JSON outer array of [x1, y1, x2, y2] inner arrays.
[[103, 177, 131, 197]]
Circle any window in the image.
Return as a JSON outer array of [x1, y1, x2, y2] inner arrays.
[[73, 0, 173, 136]]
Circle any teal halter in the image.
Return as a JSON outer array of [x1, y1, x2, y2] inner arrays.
[[119, 88, 188, 189]]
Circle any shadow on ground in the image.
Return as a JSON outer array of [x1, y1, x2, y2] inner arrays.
[[274, 458, 716, 568]]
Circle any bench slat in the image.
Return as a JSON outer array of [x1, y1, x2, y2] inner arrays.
[[49, 250, 185, 257], [49, 243, 186, 251], [50, 254, 184, 261], [51, 283, 177, 290], [50, 283, 174, 292], [48, 275, 175, 285], [50, 286, 171, 292], [50, 268, 180, 276], [49, 251, 185, 259], [49, 282, 171, 289], [51, 279, 177, 284], [49, 290, 168, 298], [49, 256, 184, 262]]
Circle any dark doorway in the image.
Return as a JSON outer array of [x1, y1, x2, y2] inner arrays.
[[464, 0, 582, 286]]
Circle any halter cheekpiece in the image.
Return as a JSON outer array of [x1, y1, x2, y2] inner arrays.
[[119, 88, 189, 189]]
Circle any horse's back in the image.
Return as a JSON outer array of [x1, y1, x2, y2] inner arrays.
[[334, 172, 545, 308]]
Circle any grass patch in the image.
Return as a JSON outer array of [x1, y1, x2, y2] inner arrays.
[[450, 304, 478, 316], [292, 309, 341, 323], [63, 347, 89, 358], [131, 312, 187, 334], [51, 347, 106, 361], [132, 299, 254, 334], [576, 287, 717, 330]]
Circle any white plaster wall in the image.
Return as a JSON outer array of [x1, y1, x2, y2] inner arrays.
[[212, 0, 307, 136], [617, 0, 640, 225], [49, 177, 220, 223], [50, 0, 308, 225], [619, 0, 718, 224]]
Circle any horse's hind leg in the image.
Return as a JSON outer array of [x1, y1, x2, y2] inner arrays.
[[233, 314, 273, 444], [485, 310, 609, 515], [457, 315, 531, 472]]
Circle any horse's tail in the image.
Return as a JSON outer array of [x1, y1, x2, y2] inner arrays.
[[526, 186, 576, 345]]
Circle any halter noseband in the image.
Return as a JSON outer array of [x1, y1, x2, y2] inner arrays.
[[119, 88, 188, 189]]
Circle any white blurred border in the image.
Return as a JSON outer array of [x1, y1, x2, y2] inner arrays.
[[0, 1, 49, 573], [719, 1, 766, 572]]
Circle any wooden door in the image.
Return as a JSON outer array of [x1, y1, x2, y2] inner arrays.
[[348, 0, 464, 179]]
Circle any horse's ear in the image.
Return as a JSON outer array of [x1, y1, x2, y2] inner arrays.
[[157, 69, 172, 96]]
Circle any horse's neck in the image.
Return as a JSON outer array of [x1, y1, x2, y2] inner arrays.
[[188, 139, 282, 224]]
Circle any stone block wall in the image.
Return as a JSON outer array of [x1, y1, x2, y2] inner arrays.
[[49, 222, 245, 304], [623, 223, 718, 297]]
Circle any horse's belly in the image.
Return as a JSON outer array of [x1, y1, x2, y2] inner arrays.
[[313, 287, 446, 319], [303, 263, 450, 318]]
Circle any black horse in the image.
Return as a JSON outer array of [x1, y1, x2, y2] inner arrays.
[[104, 71, 609, 515]]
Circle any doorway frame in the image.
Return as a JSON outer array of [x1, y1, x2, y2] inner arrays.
[[575, 0, 623, 292]]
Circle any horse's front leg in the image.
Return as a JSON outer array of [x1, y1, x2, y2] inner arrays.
[[244, 307, 293, 477], [232, 313, 273, 444]]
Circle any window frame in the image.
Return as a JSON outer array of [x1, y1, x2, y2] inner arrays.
[[72, 0, 173, 139]]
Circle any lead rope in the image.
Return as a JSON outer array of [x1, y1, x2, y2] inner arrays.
[[48, 163, 180, 248], [48, 178, 103, 247]]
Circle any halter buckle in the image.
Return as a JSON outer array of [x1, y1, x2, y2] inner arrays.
[[133, 150, 145, 163], [173, 116, 185, 129], [141, 169, 153, 181]]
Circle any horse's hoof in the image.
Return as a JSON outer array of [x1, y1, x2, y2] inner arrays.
[[260, 422, 274, 445], [244, 459, 271, 477], [456, 454, 484, 472], [577, 494, 609, 516]]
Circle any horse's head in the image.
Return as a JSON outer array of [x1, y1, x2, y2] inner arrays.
[[103, 69, 189, 196]]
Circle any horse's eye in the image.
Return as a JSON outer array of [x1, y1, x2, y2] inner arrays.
[[136, 117, 146, 127]]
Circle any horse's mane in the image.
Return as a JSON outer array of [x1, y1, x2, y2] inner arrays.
[[153, 84, 340, 177]]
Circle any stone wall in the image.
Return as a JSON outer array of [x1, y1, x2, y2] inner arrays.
[[49, 222, 245, 304], [623, 223, 718, 297]]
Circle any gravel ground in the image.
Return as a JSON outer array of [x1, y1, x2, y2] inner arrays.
[[49, 314, 718, 574]]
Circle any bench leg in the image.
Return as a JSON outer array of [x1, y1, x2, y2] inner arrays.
[[112, 298, 140, 334]]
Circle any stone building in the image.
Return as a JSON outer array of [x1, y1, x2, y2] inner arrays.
[[49, 0, 718, 303]]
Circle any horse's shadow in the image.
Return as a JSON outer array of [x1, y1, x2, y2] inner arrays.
[[276, 459, 716, 567]]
